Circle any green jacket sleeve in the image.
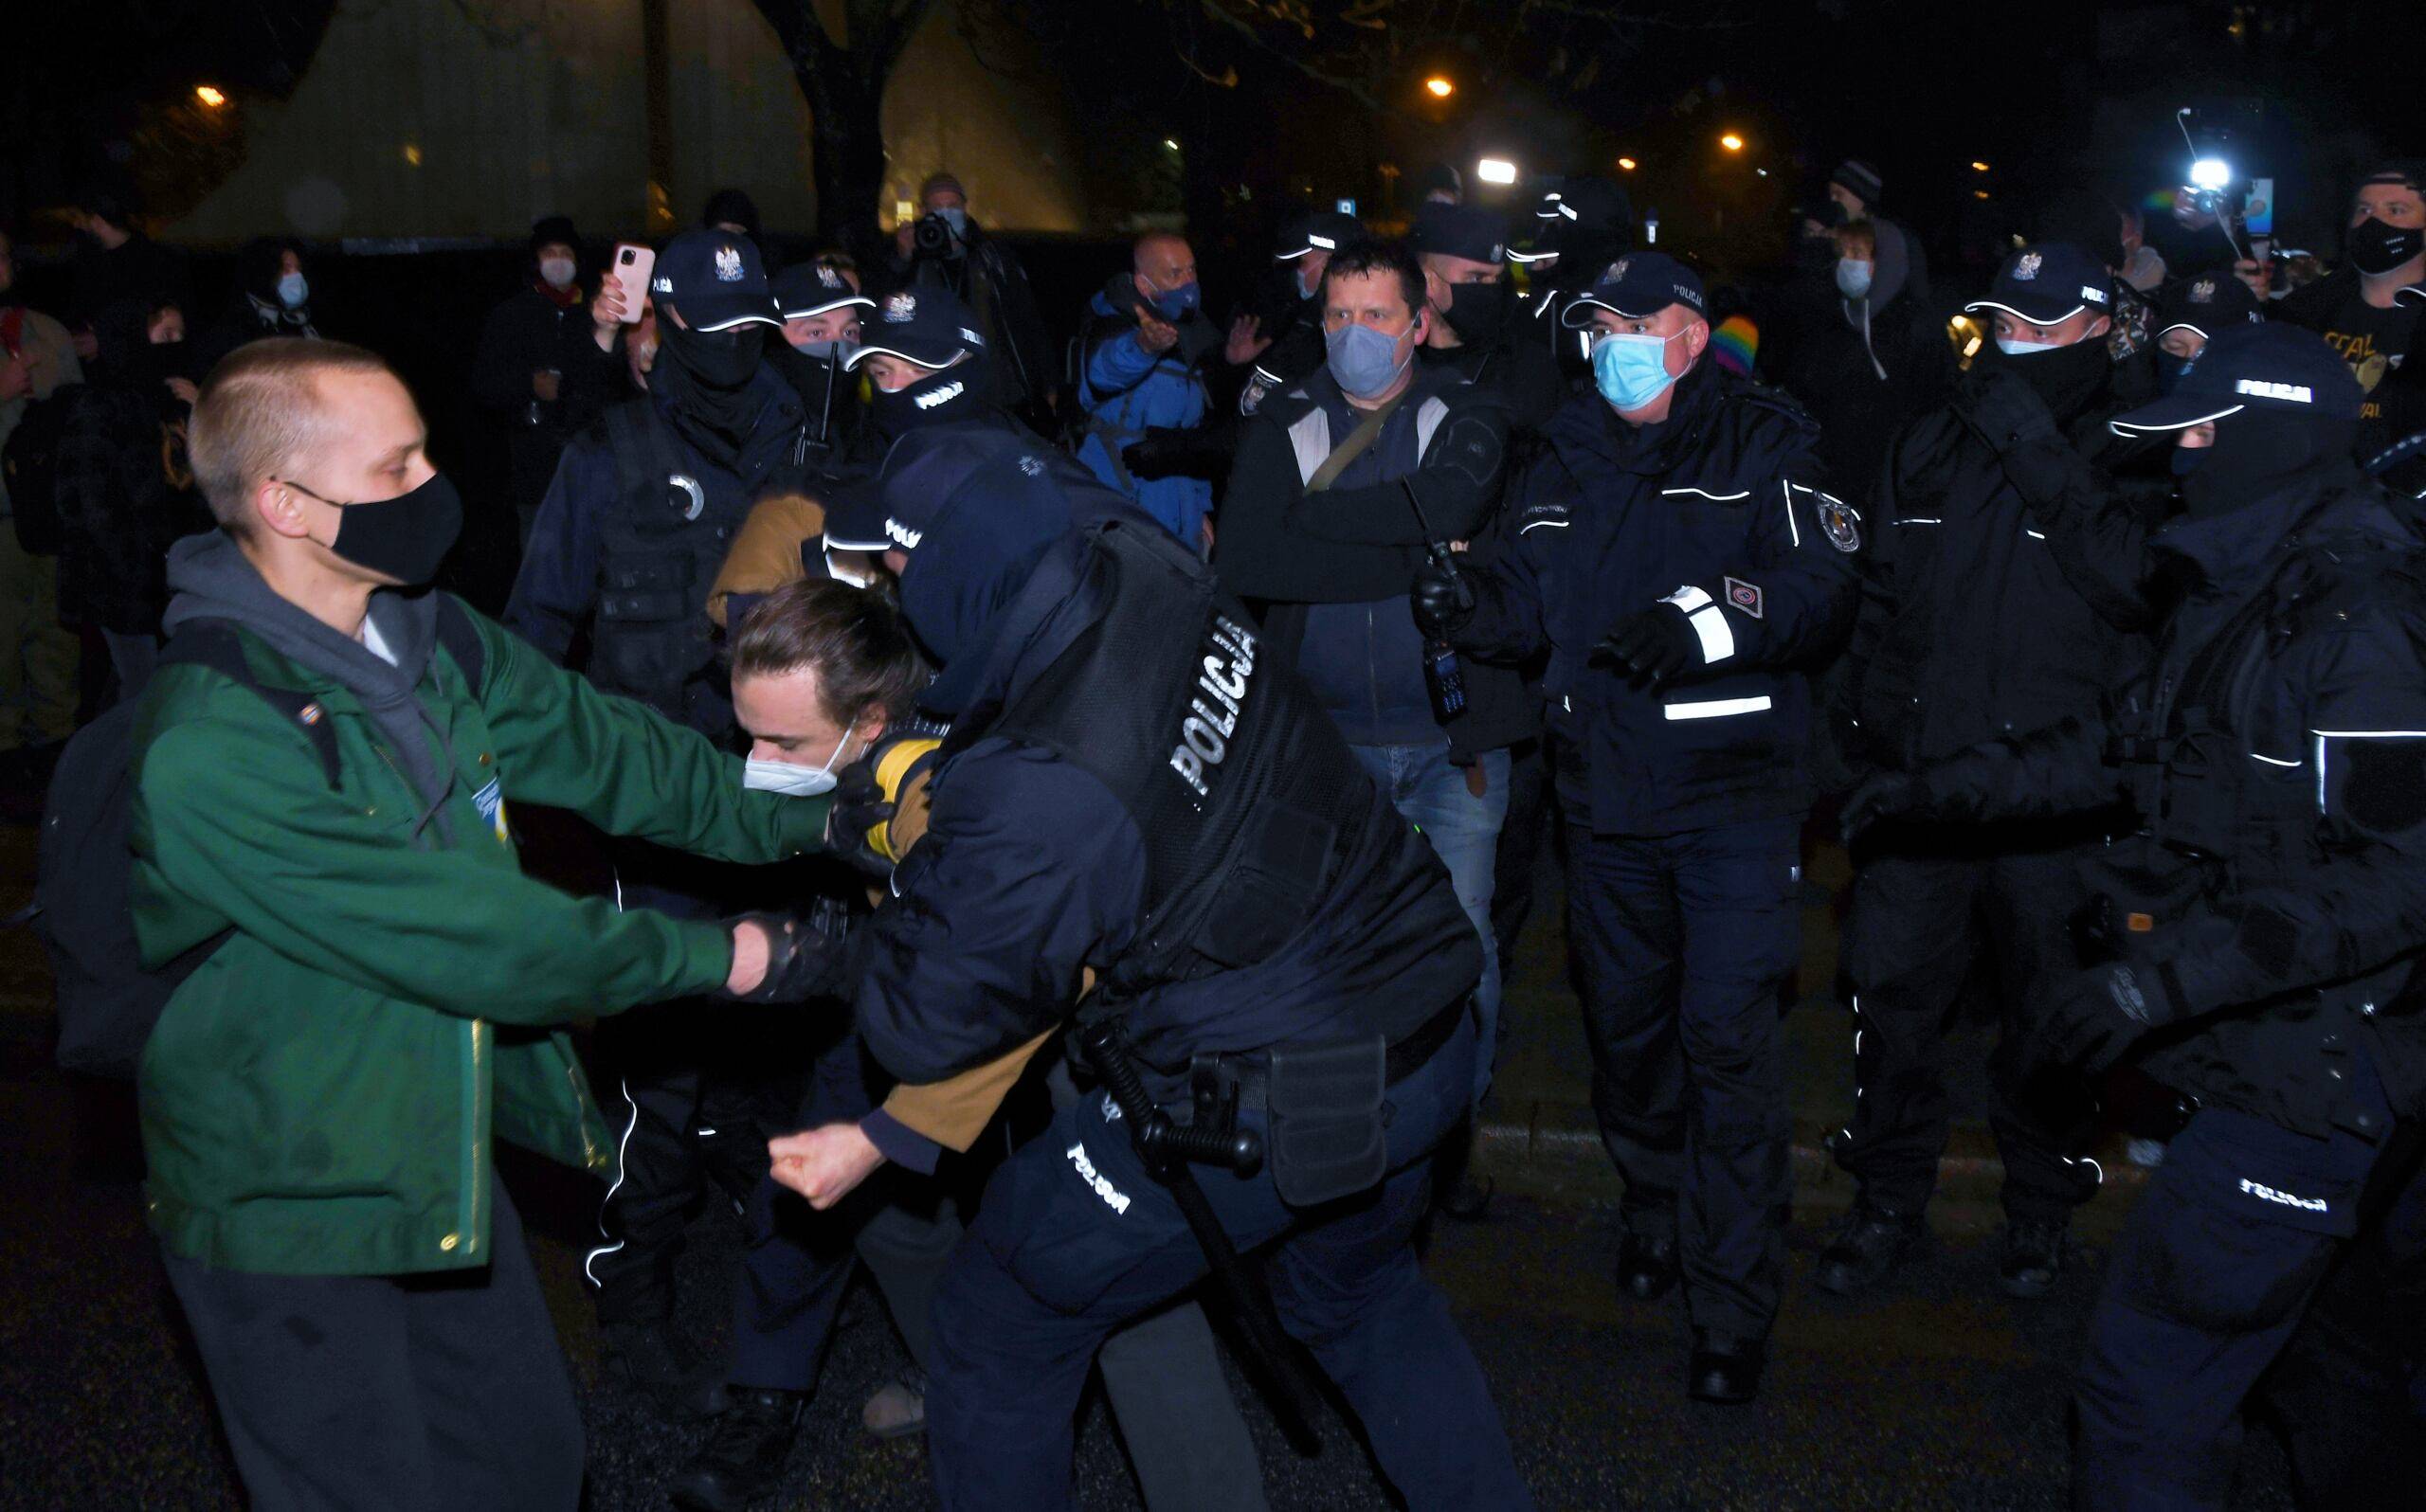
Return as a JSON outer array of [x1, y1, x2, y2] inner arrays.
[[464, 605, 829, 863], [135, 709, 737, 1026]]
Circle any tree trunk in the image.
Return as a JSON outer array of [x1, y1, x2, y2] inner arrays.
[[806, 72, 890, 257]]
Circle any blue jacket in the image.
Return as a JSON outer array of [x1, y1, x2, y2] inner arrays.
[[1457, 361, 1857, 836], [1075, 287, 1213, 545]]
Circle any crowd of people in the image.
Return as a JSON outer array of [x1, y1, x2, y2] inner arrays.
[[5, 150, 2426, 1511]]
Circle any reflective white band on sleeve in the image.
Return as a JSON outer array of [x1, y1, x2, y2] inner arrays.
[[1664, 694, 1774, 721], [1660, 585, 1735, 664]]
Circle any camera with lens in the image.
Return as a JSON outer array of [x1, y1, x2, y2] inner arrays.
[[913, 211, 957, 260]]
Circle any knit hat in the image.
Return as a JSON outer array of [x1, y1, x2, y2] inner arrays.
[[1832, 160, 1885, 210], [920, 171, 967, 204], [529, 215, 580, 256]]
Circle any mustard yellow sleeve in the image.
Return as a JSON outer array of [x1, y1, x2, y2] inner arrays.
[[708, 493, 825, 628]]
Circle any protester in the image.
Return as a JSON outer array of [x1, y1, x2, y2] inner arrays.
[[132, 335, 830, 1509], [52, 297, 208, 691], [471, 215, 621, 542], [1074, 231, 1224, 548], [2277, 162, 2426, 459], [0, 226, 84, 759], [1217, 242, 1529, 1122], [65, 183, 190, 362], [199, 237, 323, 372], [1414, 250, 1856, 1403], [1841, 321, 2426, 1511], [1825, 160, 1929, 312], [1773, 216, 1952, 494], [883, 171, 1056, 424], [1821, 244, 2165, 1301]]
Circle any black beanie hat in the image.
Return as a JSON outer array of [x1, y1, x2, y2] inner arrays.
[[530, 215, 580, 257], [1832, 160, 1885, 209]]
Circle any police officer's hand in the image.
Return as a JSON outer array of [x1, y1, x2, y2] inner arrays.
[[1122, 430, 1186, 481], [769, 1121, 888, 1210], [1410, 558, 1476, 642], [2025, 962, 2184, 1075], [1591, 604, 1698, 687], [825, 759, 898, 880], [1954, 368, 2061, 455], [721, 907, 854, 1004], [1838, 770, 1929, 843]]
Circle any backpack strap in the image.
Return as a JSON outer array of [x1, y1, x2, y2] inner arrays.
[[158, 622, 344, 790], [433, 594, 488, 697]]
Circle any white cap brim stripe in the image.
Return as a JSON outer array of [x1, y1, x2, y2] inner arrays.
[[1963, 298, 2089, 326], [690, 311, 784, 333], [775, 295, 876, 320], [2109, 402, 2245, 435], [842, 343, 957, 371], [821, 531, 896, 553]]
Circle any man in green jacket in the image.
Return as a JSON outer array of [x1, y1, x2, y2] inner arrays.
[[132, 337, 824, 1510]]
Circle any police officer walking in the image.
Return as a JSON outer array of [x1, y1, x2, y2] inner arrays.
[[506, 227, 818, 1413], [1414, 252, 1857, 1402], [1844, 323, 2426, 1508], [808, 413, 1530, 1508], [1822, 244, 2166, 1301]]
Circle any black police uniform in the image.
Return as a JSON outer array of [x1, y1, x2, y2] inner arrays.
[[1869, 326, 2426, 1507], [504, 232, 820, 1341], [1239, 210, 1364, 417], [1443, 265, 1856, 1362], [842, 480, 1530, 1506], [1830, 255, 2170, 1252]]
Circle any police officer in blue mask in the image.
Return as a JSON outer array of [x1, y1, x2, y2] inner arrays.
[[1412, 251, 1856, 1403]]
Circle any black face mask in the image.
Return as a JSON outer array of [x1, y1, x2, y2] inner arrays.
[[871, 363, 975, 439], [2177, 410, 2357, 520], [285, 471, 464, 585], [1999, 335, 2111, 421], [657, 318, 764, 390], [651, 315, 768, 457], [2348, 216, 2425, 277], [1441, 279, 1512, 347]]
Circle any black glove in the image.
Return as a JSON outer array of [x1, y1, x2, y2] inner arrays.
[[1410, 557, 1476, 642], [1122, 429, 1190, 481], [723, 901, 856, 1004], [1590, 603, 1699, 688], [824, 757, 897, 880], [1952, 368, 2061, 457], [2023, 962, 2184, 1075], [1838, 770, 1929, 844]]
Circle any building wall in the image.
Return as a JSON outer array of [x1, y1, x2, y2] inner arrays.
[[172, 0, 1085, 244]]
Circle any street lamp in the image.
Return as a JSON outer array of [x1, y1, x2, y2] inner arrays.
[[1971, 160, 1990, 172], [1617, 156, 1638, 171], [1425, 77, 1455, 99], [1719, 133, 1744, 153], [1476, 158, 1518, 186], [194, 85, 227, 108]]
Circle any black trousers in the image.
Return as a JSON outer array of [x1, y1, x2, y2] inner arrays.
[[162, 1181, 584, 1512], [1834, 842, 2106, 1224]]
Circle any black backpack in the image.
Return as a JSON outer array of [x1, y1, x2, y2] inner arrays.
[[35, 603, 486, 1078], [5, 394, 71, 555]]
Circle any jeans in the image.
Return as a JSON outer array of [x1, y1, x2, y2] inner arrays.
[[1351, 742, 1511, 1104]]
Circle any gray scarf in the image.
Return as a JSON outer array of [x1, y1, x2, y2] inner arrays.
[[162, 531, 459, 845]]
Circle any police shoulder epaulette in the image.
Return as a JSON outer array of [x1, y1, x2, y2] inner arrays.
[[1727, 379, 1820, 435]]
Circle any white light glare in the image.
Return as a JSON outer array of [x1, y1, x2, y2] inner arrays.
[[1476, 157, 1519, 186], [2189, 156, 2232, 192]]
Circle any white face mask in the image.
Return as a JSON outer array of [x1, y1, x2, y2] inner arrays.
[[742, 718, 858, 796], [539, 256, 576, 291], [1995, 336, 2065, 356]]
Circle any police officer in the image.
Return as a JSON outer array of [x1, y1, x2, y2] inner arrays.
[[1414, 202, 1568, 439], [1843, 323, 2426, 1508], [505, 227, 818, 1413], [2149, 266, 2265, 396], [767, 257, 878, 472], [1235, 208, 1365, 416], [1414, 252, 1857, 1403], [807, 414, 1530, 1509], [1821, 244, 2168, 1301], [1507, 177, 1635, 375]]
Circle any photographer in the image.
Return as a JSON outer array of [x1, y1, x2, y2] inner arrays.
[[885, 171, 1056, 427], [1075, 231, 1226, 549]]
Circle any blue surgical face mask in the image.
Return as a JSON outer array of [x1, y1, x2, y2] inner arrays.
[[1591, 330, 1685, 412], [1150, 280, 1202, 318], [1835, 259, 1874, 300], [1326, 320, 1414, 400], [1996, 335, 2062, 356], [2153, 351, 2197, 396], [276, 272, 309, 309], [934, 207, 969, 237]]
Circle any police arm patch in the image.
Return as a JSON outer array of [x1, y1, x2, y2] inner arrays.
[[1817, 492, 1863, 552], [1724, 577, 1765, 619]]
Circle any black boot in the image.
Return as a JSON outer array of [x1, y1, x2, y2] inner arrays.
[[1812, 1200, 1927, 1297], [1688, 1330, 1765, 1405], [597, 1318, 727, 1424], [1615, 1229, 1679, 1302], [668, 1387, 806, 1512], [1999, 1218, 2070, 1299]]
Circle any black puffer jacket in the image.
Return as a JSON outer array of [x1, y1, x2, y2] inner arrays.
[[1901, 466, 2426, 1137], [1836, 360, 2171, 779]]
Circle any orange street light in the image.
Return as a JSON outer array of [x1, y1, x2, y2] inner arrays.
[[1618, 156, 1638, 171], [1719, 133, 1745, 153], [1425, 77, 1455, 99], [194, 85, 227, 108], [1972, 160, 1991, 172]]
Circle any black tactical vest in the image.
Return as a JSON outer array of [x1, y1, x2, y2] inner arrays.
[[974, 517, 1381, 1001], [589, 401, 805, 732]]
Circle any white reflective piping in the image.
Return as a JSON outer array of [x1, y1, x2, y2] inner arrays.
[[1664, 694, 1773, 720], [2249, 752, 2301, 768], [1781, 481, 1801, 548], [1519, 517, 1571, 532], [2024, 528, 2048, 540], [1893, 517, 1944, 526], [1659, 487, 1752, 501], [2062, 1154, 2107, 1187], [1665, 585, 1716, 614], [583, 1079, 643, 1287], [2110, 403, 2245, 435]]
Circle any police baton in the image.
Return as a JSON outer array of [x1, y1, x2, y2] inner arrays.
[[1077, 1018, 1327, 1457]]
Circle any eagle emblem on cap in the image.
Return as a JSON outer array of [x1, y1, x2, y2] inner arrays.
[[2191, 278, 2217, 302], [817, 265, 845, 289], [2013, 252, 2042, 280], [884, 293, 916, 323], [714, 246, 744, 282], [1609, 258, 1631, 281]]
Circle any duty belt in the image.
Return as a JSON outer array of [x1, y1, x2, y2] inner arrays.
[[1186, 991, 1472, 1113]]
